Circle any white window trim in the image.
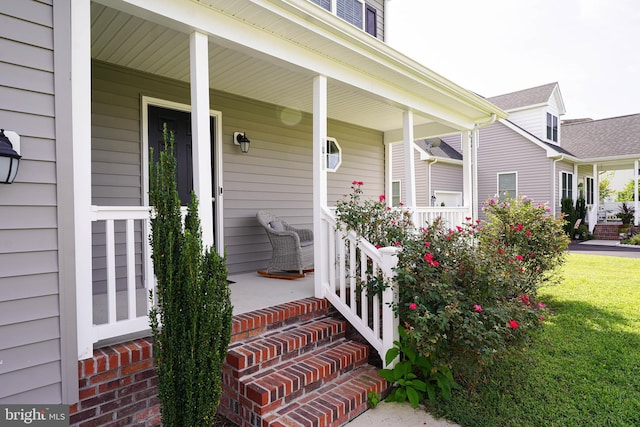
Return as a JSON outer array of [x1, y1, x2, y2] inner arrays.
[[326, 136, 342, 172], [391, 179, 401, 207], [497, 171, 518, 198], [560, 170, 574, 200]]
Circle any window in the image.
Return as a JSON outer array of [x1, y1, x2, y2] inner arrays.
[[326, 137, 342, 172], [585, 177, 594, 205], [365, 5, 377, 37], [391, 180, 401, 207], [546, 113, 558, 142], [310, 0, 365, 30], [497, 172, 517, 199], [561, 171, 573, 199]]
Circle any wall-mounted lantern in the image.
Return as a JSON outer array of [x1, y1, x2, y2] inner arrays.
[[234, 132, 251, 153], [0, 129, 21, 184]]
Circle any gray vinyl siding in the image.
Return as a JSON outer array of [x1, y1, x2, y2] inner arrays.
[[91, 61, 385, 275], [476, 122, 553, 219], [431, 162, 463, 196], [390, 143, 429, 206], [0, 0, 63, 403], [367, 0, 385, 41]]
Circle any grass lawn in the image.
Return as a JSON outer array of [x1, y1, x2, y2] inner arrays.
[[427, 253, 640, 427]]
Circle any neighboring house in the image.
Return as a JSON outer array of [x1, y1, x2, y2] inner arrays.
[[478, 82, 640, 230], [0, 0, 504, 416], [395, 82, 639, 232]]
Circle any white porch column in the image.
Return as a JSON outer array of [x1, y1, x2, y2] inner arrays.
[[635, 159, 639, 226], [573, 163, 579, 202], [402, 111, 416, 211], [461, 131, 472, 217], [313, 75, 328, 298], [189, 31, 214, 248], [593, 163, 599, 213], [68, 0, 93, 361]]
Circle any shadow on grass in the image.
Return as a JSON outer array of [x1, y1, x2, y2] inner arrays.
[[427, 298, 640, 427]]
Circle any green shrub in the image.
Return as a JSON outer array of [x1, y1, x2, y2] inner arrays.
[[561, 197, 577, 236], [149, 124, 233, 427]]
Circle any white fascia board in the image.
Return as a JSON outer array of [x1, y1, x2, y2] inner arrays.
[[574, 154, 640, 164], [99, 0, 501, 130]]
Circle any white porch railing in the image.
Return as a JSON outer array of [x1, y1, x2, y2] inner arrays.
[[413, 206, 470, 229], [319, 208, 400, 367], [90, 206, 155, 343]]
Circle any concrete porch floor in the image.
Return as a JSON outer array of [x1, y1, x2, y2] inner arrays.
[[228, 271, 315, 315]]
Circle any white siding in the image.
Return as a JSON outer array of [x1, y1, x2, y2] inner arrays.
[[507, 108, 547, 141], [0, 0, 62, 403]]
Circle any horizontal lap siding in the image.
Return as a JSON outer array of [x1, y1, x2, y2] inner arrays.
[[91, 62, 385, 275], [476, 123, 552, 219], [0, 0, 62, 402], [431, 162, 462, 196], [390, 143, 428, 206]]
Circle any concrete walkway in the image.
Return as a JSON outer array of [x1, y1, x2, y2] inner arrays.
[[348, 401, 460, 427]]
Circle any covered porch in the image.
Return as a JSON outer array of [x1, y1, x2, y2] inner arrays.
[[74, 0, 505, 361]]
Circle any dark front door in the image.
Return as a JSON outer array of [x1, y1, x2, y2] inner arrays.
[[148, 105, 194, 205]]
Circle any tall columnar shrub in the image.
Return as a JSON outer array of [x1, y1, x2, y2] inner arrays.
[[148, 124, 233, 427], [561, 197, 577, 236], [575, 197, 587, 224]]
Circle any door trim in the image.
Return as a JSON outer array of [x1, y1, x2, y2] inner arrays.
[[141, 96, 224, 254]]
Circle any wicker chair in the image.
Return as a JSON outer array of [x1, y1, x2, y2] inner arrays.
[[256, 211, 314, 275]]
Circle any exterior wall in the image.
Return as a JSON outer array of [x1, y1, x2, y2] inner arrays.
[[91, 62, 385, 276], [70, 338, 159, 426], [506, 108, 547, 141], [0, 0, 65, 403], [431, 162, 463, 205], [390, 143, 429, 206], [368, 0, 385, 40], [555, 161, 575, 209], [476, 122, 553, 218]]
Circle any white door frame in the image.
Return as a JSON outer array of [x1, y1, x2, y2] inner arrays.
[[141, 96, 224, 254]]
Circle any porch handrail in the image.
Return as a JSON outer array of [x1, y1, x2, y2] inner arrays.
[[320, 208, 399, 367], [412, 206, 469, 229], [90, 205, 155, 344]]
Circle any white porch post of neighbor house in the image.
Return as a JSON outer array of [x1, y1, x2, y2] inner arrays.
[[461, 131, 472, 219], [313, 75, 328, 298], [402, 111, 416, 213], [190, 31, 214, 248], [635, 159, 639, 226]]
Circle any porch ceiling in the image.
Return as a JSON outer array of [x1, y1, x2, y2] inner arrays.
[[91, 0, 505, 139]]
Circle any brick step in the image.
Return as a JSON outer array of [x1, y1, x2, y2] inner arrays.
[[231, 298, 329, 343], [263, 365, 388, 427], [226, 316, 347, 376], [242, 339, 369, 412]]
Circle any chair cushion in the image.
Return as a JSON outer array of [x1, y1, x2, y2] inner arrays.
[[269, 221, 285, 231], [300, 240, 313, 247]]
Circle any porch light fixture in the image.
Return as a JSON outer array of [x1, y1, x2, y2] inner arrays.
[[234, 132, 251, 153], [0, 129, 21, 184]]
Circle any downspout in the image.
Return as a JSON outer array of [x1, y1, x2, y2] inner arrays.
[[471, 114, 497, 220], [552, 155, 565, 217]]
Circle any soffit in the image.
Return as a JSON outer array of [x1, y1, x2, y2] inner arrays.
[[91, 0, 503, 135]]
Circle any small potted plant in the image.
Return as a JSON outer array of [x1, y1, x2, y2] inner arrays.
[[617, 202, 635, 237]]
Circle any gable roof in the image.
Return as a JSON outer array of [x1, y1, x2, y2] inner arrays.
[[415, 138, 463, 161], [561, 114, 640, 159], [487, 82, 559, 111]]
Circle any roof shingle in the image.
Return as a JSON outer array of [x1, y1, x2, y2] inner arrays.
[[561, 114, 640, 158], [487, 82, 558, 111]]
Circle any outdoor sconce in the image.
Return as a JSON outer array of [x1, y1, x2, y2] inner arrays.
[[234, 132, 251, 153], [0, 129, 21, 184]]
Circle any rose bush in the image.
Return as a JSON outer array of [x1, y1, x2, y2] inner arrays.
[[336, 185, 568, 390]]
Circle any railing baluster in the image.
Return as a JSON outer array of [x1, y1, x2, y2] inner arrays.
[[105, 219, 116, 324], [349, 240, 356, 314], [126, 219, 136, 320]]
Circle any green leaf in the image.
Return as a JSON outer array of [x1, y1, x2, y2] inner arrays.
[[406, 386, 421, 408], [385, 347, 400, 366], [409, 379, 427, 392], [377, 368, 397, 382]]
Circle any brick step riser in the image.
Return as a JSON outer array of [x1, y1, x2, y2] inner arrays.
[[226, 318, 347, 377]]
